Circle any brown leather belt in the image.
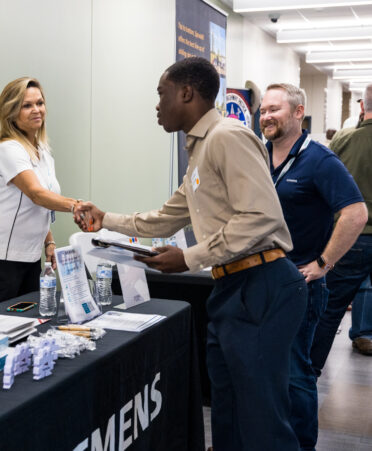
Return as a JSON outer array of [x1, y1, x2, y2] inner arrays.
[[211, 248, 286, 280]]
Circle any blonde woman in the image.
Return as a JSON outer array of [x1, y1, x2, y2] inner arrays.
[[0, 77, 80, 302]]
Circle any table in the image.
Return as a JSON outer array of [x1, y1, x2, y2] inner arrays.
[[0, 293, 205, 451], [112, 270, 214, 404]]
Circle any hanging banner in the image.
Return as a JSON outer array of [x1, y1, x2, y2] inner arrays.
[[176, 0, 227, 185]]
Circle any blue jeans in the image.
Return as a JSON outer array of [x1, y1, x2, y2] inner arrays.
[[349, 275, 372, 340], [207, 257, 307, 451], [311, 234, 372, 375], [289, 278, 329, 451]]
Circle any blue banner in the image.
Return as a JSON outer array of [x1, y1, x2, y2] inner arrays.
[[176, 0, 227, 185]]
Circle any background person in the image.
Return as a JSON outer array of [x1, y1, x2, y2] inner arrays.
[[0, 77, 82, 302], [75, 57, 307, 451], [311, 83, 372, 366], [260, 83, 367, 451], [325, 128, 337, 145]]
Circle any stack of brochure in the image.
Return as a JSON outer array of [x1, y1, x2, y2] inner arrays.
[[0, 315, 38, 344], [86, 310, 165, 332]]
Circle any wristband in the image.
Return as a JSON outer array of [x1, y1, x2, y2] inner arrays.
[[45, 241, 56, 248], [316, 255, 334, 271]]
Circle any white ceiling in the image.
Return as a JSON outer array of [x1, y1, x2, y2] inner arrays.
[[220, 1, 372, 92]]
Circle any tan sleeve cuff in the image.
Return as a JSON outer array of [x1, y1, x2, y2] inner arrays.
[[183, 240, 212, 273]]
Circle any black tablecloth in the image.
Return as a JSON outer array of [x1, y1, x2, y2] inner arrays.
[[113, 269, 215, 404], [0, 293, 205, 451]]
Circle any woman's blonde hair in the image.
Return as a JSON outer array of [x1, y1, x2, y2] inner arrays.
[[0, 77, 48, 160]]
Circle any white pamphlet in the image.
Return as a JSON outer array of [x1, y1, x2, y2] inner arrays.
[[0, 315, 36, 334], [116, 264, 150, 309], [86, 310, 165, 332], [55, 245, 101, 323]]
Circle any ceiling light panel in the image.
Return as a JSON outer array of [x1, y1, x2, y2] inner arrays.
[[277, 25, 372, 43], [349, 81, 370, 88], [332, 70, 372, 81], [330, 62, 372, 69], [280, 19, 372, 30], [303, 42, 372, 52], [306, 49, 372, 63], [333, 68, 372, 78], [233, 0, 372, 13]]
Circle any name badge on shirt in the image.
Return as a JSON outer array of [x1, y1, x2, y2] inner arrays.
[[191, 167, 200, 192]]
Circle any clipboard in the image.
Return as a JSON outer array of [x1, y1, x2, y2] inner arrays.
[[91, 238, 158, 257]]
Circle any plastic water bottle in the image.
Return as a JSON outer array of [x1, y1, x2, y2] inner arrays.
[[96, 262, 112, 306], [39, 262, 57, 316]]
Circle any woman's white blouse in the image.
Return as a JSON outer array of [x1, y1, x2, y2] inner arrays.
[[0, 140, 61, 262]]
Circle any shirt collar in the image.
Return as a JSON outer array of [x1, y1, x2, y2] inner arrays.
[[266, 129, 309, 174], [185, 108, 221, 151]]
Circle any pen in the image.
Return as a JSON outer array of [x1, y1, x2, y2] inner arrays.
[[58, 325, 90, 331], [63, 330, 92, 338]]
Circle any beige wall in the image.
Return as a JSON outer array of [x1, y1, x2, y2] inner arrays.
[[0, 0, 175, 248], [326, 78, 343, 131], [0, 0, 93, 247], [301, 74, 327, 136]]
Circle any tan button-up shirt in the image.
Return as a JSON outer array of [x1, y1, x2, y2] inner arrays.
[[103, 109, 292, 272]]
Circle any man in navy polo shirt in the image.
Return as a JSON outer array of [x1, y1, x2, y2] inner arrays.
[[260, 83, 367, 451]]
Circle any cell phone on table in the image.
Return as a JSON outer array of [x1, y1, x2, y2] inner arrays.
[[7, 302, 37, 312]]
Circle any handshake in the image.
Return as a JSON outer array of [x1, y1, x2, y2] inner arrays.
[[73, 202, 105, 233], [72, 201, 189, 274]]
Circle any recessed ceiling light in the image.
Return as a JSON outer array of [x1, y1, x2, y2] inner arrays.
[[306, 49, 372, 63], [277, 26, 372, 43], [233, 0, 372, 13]]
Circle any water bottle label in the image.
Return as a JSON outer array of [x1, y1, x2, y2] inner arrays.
[[40, 277, 57, 288], [97, 268, 112, 278]]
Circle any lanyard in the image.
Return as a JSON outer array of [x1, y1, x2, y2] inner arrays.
[[36, 146, 56, 223], [274, 136, 311, 187]]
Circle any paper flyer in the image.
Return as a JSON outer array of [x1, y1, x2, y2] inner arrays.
[[55, 245, 100, 323], [86, 310, 165, 332], [116, 264, 150, 309]]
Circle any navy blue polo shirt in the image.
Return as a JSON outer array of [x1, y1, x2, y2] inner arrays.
[[267, 130, 363, 265]]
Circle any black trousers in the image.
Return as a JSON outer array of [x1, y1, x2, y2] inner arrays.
[[0, 259, 41, 302], [207, 257, 307, 451]]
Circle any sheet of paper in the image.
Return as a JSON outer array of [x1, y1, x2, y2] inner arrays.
[[69, 231, 100, 278], [117, 264, 150, 309], [8, 327, 37, 344], [86, 310, 165, 332], [55, 245, 101, 323], [0, 315, 36, 334], [158, 228, 188, 250]]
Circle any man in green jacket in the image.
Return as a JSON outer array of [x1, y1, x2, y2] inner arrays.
[[311, 84, 372, 371]]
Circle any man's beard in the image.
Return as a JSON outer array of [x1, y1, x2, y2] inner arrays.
[[261, 121, 284, 141]]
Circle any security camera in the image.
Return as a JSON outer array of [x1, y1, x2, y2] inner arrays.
[[269, 13, 280, 23]]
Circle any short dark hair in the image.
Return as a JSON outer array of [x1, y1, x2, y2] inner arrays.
[[165, 57, 220, 103]]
